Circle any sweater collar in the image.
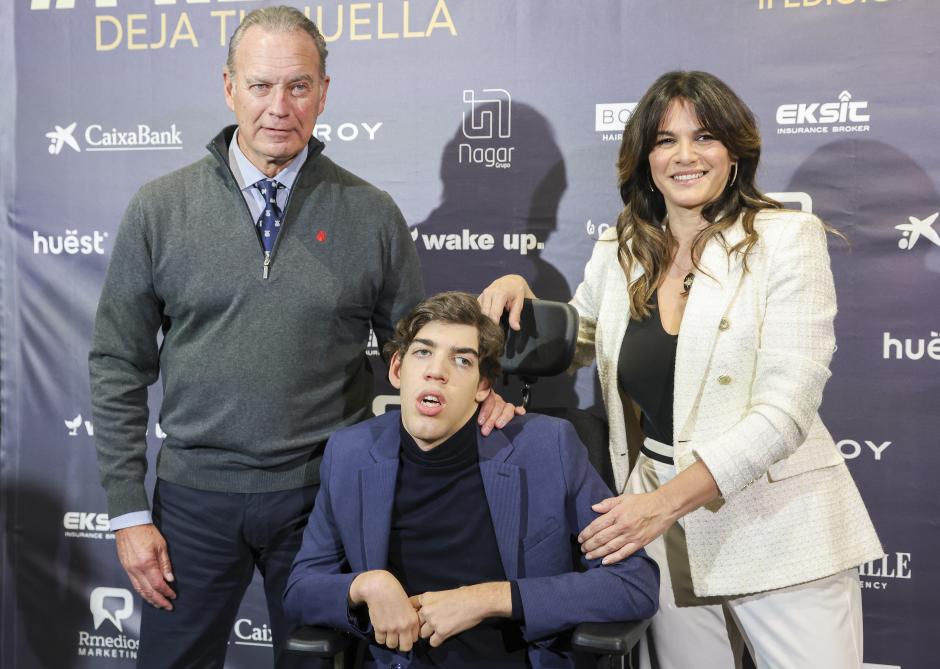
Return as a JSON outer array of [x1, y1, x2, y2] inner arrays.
[[206, 125, 325, 180]]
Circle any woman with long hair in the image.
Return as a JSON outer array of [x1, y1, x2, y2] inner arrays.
[[480, 71, 881, 668]]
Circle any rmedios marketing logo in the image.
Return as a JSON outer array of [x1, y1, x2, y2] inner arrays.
[[78, 587, 139, 659]]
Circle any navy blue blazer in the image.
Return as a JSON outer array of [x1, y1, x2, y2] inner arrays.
[[284, 411, 659, 668]]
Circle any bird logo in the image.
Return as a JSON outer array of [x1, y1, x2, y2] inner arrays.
[[64, 414, 83, 436]]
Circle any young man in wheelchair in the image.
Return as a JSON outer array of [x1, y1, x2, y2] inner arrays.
[[284, 291, 659, 668]]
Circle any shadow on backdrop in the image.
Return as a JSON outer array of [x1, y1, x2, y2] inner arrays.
[[415, 100, 578, 409]]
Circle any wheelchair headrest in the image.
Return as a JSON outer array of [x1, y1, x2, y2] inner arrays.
[[499, 299, 579, 379]]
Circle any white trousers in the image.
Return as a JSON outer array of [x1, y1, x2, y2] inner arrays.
[[626, 451, 864, 669]]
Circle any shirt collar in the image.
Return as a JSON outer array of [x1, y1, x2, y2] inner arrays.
[[228, 127, 308, 192]]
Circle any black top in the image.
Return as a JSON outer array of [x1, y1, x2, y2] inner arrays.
[[617, 297, 679, 446], [385, 415, 528, 668]]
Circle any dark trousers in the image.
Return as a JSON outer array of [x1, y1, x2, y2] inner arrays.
[[137, 479, 328, 669]]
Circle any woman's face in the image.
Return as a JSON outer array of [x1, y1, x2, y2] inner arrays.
[[648, 98, 734, 218]]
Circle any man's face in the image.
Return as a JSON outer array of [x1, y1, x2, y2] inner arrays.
[[223, 26, 329, 177], [389, 321, 491, 451]]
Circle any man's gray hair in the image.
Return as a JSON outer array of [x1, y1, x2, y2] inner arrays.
[[226, 5, 328, 79]]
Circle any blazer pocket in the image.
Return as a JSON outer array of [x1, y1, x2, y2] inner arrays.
[[767, 441, 844, 482], [522, 517, 561, 552]]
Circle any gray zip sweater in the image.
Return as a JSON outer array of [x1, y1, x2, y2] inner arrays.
[[89, 127, 423, 518]]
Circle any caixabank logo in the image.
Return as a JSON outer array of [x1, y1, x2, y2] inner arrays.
[[45, 120, 183, 154], [77, 586, 139, 659], [775, 91, 870, 136], [459, 88, 514, 169], [895, 212, 939, 251], [232, 618, 273, 649]]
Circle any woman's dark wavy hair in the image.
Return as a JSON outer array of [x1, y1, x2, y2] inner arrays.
[[615, 71, 781, 319]]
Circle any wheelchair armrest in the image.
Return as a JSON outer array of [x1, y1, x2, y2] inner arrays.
[[570, 619, 650, 656], [286, 626, 353, 657]]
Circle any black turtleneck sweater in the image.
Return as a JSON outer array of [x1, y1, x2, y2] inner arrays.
[[386, 414, 528, 668]]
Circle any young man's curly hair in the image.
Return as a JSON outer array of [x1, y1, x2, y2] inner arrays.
[[383, 292, 505, 385]]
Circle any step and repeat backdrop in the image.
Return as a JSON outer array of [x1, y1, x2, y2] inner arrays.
[[1, 1, 937, 667]]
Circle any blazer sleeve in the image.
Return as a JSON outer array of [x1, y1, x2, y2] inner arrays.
[[515, 420, 659, 641], [569, 228, 620, 370], [692, 213, 837, 495], [283, 438, 370, 635]]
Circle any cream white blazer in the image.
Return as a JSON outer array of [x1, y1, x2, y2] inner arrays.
[[570, 209, 882, 596]]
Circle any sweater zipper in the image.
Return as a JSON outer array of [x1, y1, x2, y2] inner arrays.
[[263, 252, 272, 279]]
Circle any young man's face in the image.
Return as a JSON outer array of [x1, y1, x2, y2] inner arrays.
[[389, 321, 491, 451]]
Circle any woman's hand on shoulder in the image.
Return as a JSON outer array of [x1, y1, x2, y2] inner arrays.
[[478, 275, 536, 331]]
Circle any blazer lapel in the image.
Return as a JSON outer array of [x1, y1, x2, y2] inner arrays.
[[673, 222, 747, 440], [360, 420, 400, 570], [478, 430, 522, 581]]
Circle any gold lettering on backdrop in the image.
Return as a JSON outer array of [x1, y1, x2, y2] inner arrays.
[[315, 5, 344, 41], [425, 0, 456, 36], [150, 13, 167, 49], [402, 1, 424, 38], [126, 13, 148, 50], [759, 0, 892, 9], [349, 3, 371, 41], [91, 1, 457, 51], [169, 11, 198, 48], [211, 10, 236, 46], [95, 15, 122, 51], [377, 2, 399, 39], [95, 12, 197, 51]]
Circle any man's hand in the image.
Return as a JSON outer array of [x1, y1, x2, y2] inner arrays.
[[114, 524, 176, 610], [410, 582, 511, 647], [477, 390, 525, 436], [349, 571, 420, 651]]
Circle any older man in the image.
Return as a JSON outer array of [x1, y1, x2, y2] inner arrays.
[[88, 6, 428, 667]]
